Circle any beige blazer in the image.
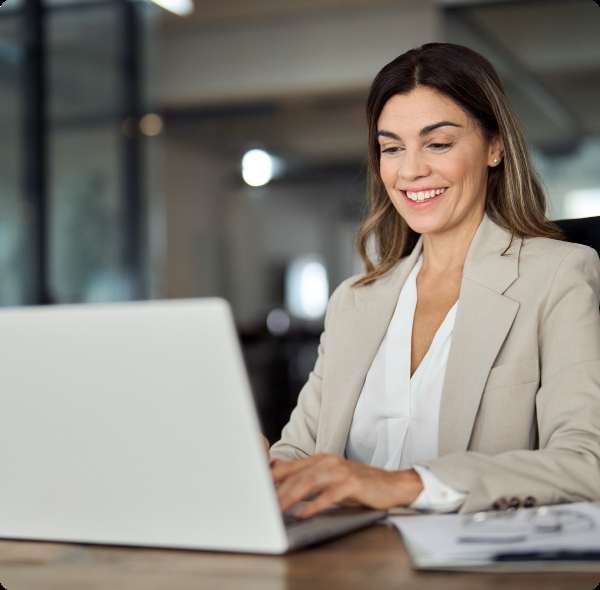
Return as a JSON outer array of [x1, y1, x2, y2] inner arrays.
[[270, 215, 600, 513]]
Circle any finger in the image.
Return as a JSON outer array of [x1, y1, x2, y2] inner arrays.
[[296, 484, 355, 518], [276, 464, 347, 513], [270, 458, 283, 468], [271, 454, 328, 482], [275, 457, 344, 498], [273, 455, 318, 481], [277, 471, 326, 513], [271, 460, 307, 481]]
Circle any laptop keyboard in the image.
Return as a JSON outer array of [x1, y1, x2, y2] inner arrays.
[[283, 512, 315, 527]]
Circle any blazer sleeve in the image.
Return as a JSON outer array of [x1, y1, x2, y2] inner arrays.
[[420, 246, 600, 513], [269, 280, 347, 462]]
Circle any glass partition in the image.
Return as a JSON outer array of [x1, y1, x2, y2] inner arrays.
[[48, 3, 127, 303], [0, 0, 162, 306], [0, 12, 35, 305]]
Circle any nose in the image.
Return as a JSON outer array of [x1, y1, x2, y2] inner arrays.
[[398, 148, 430, 181]]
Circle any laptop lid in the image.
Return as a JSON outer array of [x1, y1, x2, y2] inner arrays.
[[0, 298, 288, 554]]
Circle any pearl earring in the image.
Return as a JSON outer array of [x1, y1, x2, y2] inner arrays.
[[493, 158, 498, 164]]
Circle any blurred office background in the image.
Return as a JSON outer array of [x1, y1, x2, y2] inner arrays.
[[1, 0, 599, 440]]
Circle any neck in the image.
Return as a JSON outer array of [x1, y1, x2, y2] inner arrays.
[[421, 210, 484, 275]]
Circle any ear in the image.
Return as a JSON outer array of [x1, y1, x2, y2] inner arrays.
[[487, 133, 505, 167]]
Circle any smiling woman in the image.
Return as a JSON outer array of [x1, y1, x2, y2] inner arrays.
[[356, 43, 563, 286], [377, 90, 495, 245], [269, 43, 600, 519]]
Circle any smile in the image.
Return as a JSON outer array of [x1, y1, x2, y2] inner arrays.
[[403, 187, 447, 202]]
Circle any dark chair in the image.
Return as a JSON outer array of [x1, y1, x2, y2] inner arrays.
[[554, 217, 600, 258]]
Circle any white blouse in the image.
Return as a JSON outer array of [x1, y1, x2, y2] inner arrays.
[[345, 255, 466, 511]]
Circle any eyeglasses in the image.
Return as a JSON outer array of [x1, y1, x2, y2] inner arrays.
[[458, 506, 595, 544]]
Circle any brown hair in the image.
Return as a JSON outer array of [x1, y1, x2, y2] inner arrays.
[[355, 42, 563, 287]]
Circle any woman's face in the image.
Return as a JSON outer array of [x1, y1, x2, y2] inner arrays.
[[377, 87, 503, 237]]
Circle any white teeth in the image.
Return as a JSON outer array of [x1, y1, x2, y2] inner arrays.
[[405, 188, 446, 201]]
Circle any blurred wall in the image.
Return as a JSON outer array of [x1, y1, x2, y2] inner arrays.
[[161, 3, 439, 106]]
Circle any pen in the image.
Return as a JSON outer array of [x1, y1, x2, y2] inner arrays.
[[495, 551, 600, 562]]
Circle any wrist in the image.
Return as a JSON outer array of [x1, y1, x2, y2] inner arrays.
[[388, 468, 424, 507]]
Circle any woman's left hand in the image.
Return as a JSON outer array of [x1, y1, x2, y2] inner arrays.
[[271, 453, 424, 518]]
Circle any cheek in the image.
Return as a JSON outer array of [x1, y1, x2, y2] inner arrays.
[[447, 140, 490, 183], [379, 159, 397, 189], [438, 151, 483, 189], [436, 153, 468, 183]]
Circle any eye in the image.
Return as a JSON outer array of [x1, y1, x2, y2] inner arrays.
[[429, 142, 452, 150], [381, 146, 403, 154]]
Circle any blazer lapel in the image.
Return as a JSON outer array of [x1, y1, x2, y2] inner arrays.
[[439, 215, 522, 455], [321, 240, 423, 456]]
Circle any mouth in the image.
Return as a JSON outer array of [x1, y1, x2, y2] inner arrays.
[[402, 187, 448, 202]]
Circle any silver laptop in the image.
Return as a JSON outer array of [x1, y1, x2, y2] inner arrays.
[[0, 298, 385, 554]]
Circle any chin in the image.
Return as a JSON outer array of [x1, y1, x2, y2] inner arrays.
[[388, 188, 455, 236], [396, 206, 449, 236], [404, 218, 447, 236]]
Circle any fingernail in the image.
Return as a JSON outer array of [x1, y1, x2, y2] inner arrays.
[[296, 507, 307, 518]]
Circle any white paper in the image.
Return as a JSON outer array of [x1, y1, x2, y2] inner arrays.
[[391, 502, 600, 566]]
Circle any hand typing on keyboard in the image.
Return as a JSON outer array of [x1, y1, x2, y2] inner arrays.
[[271, 453, 423, 519]]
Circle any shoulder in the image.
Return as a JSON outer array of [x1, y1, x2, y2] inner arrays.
[[326, 273, 363, 315], [521, 235, 597, 259], [519, 236, 600, 293], [521, 235, 600, 270], [327, 256, 412, 315]]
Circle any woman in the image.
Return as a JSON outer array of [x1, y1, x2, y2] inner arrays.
[[268, 43, 600, 517]]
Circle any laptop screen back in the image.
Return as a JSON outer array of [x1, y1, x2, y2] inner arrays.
[[0, 299, 287, 553]]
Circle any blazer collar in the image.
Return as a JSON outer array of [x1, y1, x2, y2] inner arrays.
[[462, 213, 521, 294], [439, 215, 522, 454], [350, 213, 521, 307]]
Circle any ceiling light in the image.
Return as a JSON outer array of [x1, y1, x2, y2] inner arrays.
[[139, 113, 163, 137], [149, 0, 193, 17], [242, 149, 274, 187]]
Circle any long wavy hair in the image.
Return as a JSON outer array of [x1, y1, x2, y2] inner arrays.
[[355, 43, 563, 287]]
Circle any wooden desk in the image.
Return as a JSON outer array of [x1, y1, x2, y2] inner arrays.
[[1, 524, 598, 590]]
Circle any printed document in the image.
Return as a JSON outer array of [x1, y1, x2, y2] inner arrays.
[[391, 502, 600, 569]]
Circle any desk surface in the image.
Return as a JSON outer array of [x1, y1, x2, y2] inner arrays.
[[1, 524, 598, 590]]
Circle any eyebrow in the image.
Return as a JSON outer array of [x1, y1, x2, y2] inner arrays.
[[420, 121, 462, 136], [376, 121, 462, 140], [376, 130, 401, 140]]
